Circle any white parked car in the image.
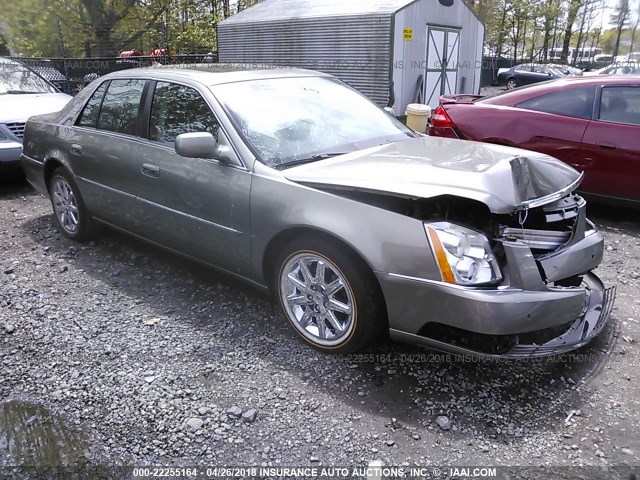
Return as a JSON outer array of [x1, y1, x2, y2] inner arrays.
[[583, 62, 640, 76], [0, 57, 72, 176]]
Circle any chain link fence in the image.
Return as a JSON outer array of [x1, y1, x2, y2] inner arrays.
[[9, 54, 218, 95]]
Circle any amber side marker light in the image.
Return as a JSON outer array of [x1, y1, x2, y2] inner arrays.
[[425, 225, 456, 284]]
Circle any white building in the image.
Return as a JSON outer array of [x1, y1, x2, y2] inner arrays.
[[218, 0, 485, 114]]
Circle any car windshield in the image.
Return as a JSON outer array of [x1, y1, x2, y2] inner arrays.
[[548, 67, 567, 76], [0, 62, 57, 95], [212, 76, 415, 169]]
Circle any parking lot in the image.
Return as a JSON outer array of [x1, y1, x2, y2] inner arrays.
[[1, 178, 639, 475]]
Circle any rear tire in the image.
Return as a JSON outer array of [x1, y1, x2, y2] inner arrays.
[[274, 235, 387, 354], [48, 168, 98, 242]]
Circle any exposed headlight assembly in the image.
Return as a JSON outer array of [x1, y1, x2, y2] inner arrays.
[[425, 221, 502, 286]]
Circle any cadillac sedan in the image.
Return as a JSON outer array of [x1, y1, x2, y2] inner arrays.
[[21, 66, 615, 357]]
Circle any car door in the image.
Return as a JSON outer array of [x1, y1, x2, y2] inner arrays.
[[579, 85, 640, 200], [530, 65, 554, 84], [511, 65, 530, 85], [71, 78, 147, 229], [515, 65, 536, 85], [510, 86, 595, 164], [134, 80, 252, 275]]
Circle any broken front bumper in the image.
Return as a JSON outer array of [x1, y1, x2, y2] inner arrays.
[[381, 272, 615, 358], [506, 273, 615, 357], [379, 194, 615, 358]]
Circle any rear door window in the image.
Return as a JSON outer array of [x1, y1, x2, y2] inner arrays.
[[599, 86, 640, 126], [96, 79, 146, 135], [148, 81, 220, 146], [516, 87, 595, 119], [77, 81, 108, 128]]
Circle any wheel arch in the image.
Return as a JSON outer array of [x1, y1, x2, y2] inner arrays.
[[262, 226, 384, 300], [43, 157, 66, 191]]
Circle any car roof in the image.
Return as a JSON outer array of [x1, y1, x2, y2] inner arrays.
[[104, 64, 331, 86], [482, 75, 640, 105]]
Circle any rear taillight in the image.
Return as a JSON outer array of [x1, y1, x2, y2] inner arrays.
[[431, 105, 456, 128], [429, 105, 461, 139]]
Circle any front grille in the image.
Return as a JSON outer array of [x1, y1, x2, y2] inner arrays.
[[499, 194, 584, 257], [6, 122, 26, 140], [501, 227, 571, 251]]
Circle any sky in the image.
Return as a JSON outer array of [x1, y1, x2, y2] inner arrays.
[[595, 0, 617, 30]]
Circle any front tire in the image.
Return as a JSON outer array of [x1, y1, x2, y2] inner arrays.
[[506, 78, 517, 90], [275, 235, 387, 353], [48, 168, 97, 242]]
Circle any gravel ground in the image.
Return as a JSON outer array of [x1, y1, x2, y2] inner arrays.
[[1, 179, 639, 476]]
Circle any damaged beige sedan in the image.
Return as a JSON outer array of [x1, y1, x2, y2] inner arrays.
[[20, 66, 615, 357]]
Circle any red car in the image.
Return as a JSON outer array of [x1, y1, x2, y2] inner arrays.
[[430, 76, 640, 204]]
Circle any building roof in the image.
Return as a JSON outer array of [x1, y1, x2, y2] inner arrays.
[[220, 0, 416, 25]]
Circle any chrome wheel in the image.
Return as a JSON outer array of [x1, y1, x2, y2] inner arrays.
[[280, 252, 356, 347], [506, 79, 517, 90], [52, 177, 79, 234]]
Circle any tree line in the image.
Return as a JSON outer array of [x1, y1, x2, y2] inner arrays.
[[0, 0, 639, 61], [0, 0, 261, 57], [475, 0, 640, 62]]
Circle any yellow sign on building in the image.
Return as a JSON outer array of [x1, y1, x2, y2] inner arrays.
[[403, 28, 413, 41]]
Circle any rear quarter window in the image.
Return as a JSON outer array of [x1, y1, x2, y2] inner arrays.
[[76, 81, 108, 128], [515, 87, 595, 119]]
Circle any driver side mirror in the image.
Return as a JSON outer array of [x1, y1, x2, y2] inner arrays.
[[175, 132, 230, 162]]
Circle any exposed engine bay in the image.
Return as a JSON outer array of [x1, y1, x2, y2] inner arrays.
[[320, 187, 591, 284]]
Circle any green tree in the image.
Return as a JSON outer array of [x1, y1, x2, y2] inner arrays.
[[629, 0, 640, 53], [0, 0, 262, 56], [79, 0, 169, 56], [560, 0, 583, 62], [610, 0, 631, 57], [541, 0, 563, 60], [0, 35, 8, 55]]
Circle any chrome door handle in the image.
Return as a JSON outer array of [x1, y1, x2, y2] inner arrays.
[[141, 163, 160, 177], [70, 144, 83, 155]]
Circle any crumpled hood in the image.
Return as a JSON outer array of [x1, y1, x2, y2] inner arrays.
[[283, 136, 582, 214], [0, 93, 72, 123]]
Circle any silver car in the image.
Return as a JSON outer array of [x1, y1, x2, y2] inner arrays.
[[20, 66, 615, 357], [0, 58, 72, 175]]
